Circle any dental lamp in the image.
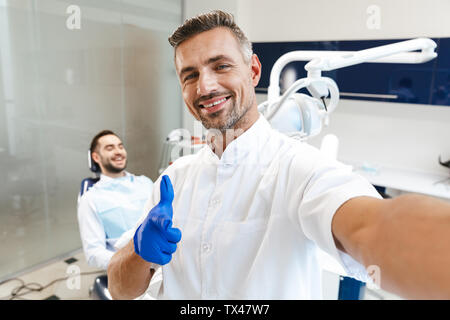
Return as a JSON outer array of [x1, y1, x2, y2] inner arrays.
[[258, 38, 437, 141]]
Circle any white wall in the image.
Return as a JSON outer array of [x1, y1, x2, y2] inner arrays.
[[238, 0, 450, 41], [183, 0, 450, 175]]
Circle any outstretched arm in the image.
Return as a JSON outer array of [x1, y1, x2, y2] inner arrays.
[[332, 193, 450, 299]]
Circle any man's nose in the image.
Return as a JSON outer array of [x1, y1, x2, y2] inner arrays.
[[197, 71, 218, 96], [114, 148, 125, 156]]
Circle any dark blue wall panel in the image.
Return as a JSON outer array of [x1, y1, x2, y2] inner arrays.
[[253, 38, 450, 106]]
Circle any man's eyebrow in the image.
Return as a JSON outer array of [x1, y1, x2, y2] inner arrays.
[[103, 143, 122, 149], [179, 66, 195, 78], [179, 55, 232, 77], [206, 54, 231, 64]]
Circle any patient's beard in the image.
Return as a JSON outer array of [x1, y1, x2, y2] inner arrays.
[[103, 159, 127, 175]]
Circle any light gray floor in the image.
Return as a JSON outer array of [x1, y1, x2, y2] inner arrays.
[[0, 249, 104, 300]]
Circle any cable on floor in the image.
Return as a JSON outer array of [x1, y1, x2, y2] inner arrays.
[[0, 270, 105, 300]]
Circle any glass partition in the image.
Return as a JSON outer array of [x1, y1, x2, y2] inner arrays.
[[0, 0, 182, 279]]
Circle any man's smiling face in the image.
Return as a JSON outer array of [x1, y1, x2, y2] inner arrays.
[[175, 27, 261, 132], [94, 134, 127, 175]]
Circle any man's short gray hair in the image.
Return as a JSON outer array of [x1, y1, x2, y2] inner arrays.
[[168, 10, 253, 64]]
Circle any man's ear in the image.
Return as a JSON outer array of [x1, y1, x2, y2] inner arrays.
[[250, 54, 262, 87], [91, 151, 100, 164]]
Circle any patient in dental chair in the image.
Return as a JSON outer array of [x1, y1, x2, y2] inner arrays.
[[77, 130, 154, 270]]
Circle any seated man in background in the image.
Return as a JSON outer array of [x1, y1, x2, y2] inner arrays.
[[77, 130, 154, 270]]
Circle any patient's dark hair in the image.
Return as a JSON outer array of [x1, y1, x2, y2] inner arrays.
[[168, 10, 252, 63], [90, 130, 119, 155]]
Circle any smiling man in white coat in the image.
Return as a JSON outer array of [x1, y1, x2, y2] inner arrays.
[[107, 10, 450, 300]]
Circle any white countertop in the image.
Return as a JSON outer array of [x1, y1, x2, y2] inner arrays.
[[343, 160, 450, 200]]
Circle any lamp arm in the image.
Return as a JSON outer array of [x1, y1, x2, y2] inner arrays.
[[305, 37, 437, 76], [264, 77, 339, 121], [267, 38, 437, 103]]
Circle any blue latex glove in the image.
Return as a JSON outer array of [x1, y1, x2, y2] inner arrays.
[[133, 175, 182, 265]]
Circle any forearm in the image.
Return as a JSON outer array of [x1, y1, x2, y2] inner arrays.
[[338, 194, 450, 299], [107, 240, 154, 300]]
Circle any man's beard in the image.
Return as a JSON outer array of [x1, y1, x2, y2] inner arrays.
[[199, 97, 250, 132], [102, 159, 127, 174]]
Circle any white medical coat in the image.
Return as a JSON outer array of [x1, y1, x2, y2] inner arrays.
[[118, 115, 381, 299]]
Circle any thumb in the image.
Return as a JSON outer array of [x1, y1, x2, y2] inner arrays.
[[159, 175, 174, 207], [165, 227, 182, 243]]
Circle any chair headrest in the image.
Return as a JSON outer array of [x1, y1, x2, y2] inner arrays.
[[79, 177, 100, 197], [88, 150, 101, 174]]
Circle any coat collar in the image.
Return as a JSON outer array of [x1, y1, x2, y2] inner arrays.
[[203, 114, 273, 165]]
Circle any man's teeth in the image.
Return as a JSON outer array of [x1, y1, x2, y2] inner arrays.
[[203, 97, 227, 108]]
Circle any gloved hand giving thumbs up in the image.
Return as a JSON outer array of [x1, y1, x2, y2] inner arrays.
[[133, 175, 182, 265]]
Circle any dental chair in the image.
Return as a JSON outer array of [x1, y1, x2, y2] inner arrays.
[[77, 150, 100, 203], [89, 274, 111, 300]]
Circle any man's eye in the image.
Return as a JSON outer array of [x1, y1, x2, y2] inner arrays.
[[184, 73, 197, 82], [217, 64, 229, 70]]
